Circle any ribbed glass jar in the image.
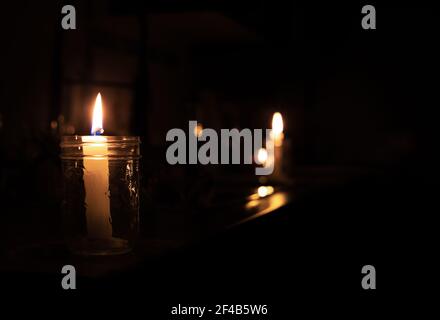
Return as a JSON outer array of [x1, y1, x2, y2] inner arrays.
[[60, 136, 140, 255]]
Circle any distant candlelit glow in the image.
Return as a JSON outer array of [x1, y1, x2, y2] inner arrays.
[[245, 191, 288, 219], [272, 112, 283, 135], [257, 148, 268, 165], [257, 185, 274, 198], [272, 112, 284, 146], [194, 123, 203, 138]]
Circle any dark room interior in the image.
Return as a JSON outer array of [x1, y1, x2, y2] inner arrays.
[[0, 0, 438, 315]]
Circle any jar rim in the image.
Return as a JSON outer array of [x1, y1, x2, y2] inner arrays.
[[60, 135, 140, 147]]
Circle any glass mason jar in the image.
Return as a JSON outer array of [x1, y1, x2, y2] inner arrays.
[[60, 136, 140, 255]]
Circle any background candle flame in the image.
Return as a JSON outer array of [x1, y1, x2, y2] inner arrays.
[[272, 112, 284, 147], [257, 147, 268, 165], [272, 112, 283, 136], [91, 93, 104, 135], [257, 185, 274, 198], [194, 123, 203, 138]]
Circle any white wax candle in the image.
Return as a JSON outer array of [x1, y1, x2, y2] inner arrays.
[[82, 135, 112, 238]]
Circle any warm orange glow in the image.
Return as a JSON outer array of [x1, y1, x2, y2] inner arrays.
[[245, 199, 260, 209], [194, 123, 203, 138], [91, 93, 104, 135], [272, 112, 283, 135], [245, 191, 288, 218], [271, 112, 284, 146], [257, 185, 274, 198], [247, 185, 275, 201], [257, 148, 268, 165]]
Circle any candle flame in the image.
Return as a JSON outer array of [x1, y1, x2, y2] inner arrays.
[[272, 112, 284, 147], [257, 148, 268, 164], [194, 123, 203, 138], [272, 112, 283, 136], [91, 93, 104, 135], [257, 186, 274, 198]]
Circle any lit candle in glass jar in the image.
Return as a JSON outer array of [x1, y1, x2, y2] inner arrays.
[[60, 93, 141, 255], [82, 93, 112, 238]]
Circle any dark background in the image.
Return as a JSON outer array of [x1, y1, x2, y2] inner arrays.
[[0, 0, 438, 315]]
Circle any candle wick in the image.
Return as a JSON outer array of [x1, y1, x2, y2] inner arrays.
[[92, 128, 104, 136]]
